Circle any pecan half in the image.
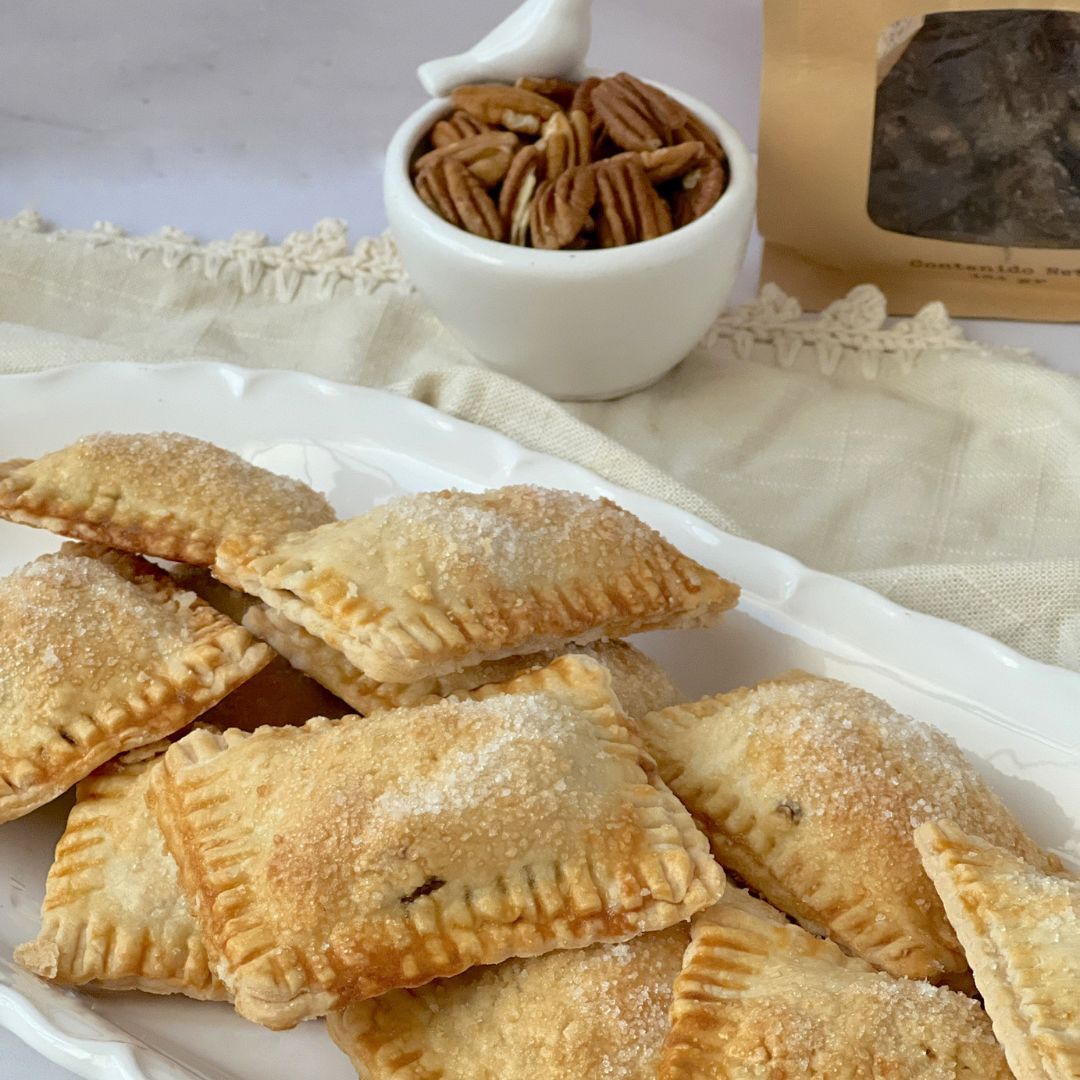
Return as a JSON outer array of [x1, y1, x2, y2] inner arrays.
[[539, 111, 573, 179], [415, 157, 504, 241], [530, 165, 598, 249], [672, 154, 727, 226], [595, 155, 672, 246], [499, 143, 542, 244], [639, 141, 706, 182], [604, 142, 707, 185], [413, 131, 519, 188], [451, 84, 559, 135], [431, 110, 492, 149], [516, 75, 578, 110], [592, 72, 694, 151], [673, 111, 725, 162], [536, 110, 593, 181], [570, 110, 593, 165], [571, 76, 601, 124]]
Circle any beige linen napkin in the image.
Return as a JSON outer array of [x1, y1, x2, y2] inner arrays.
[[1, 212, 1077, 671]]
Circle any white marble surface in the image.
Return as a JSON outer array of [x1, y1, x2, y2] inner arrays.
[[1, 2, 1078, 1077]]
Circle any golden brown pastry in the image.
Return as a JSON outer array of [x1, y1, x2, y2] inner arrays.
[[637, 670, 1059, 989], [0, 432, 336, 564], [14, 744, 228, 1000], [916, 820, 1080, 1080], [213, 485, 738, 683], [327, 924, 690, 1080], [242, 601, 686, 719], [0, 544, 272, 824], [659, 899, 1013, 1080], [147, 655, 724, 1029]]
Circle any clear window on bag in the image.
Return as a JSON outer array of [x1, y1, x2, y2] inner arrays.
[[867, 10, 1080, 248]]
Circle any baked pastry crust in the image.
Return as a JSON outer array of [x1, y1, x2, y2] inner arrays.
[[637, 670, 1059, 989], [0, 544, 272, 824], [659, 899, 1013, 1080], [327, 924, 690, 1080], [14, 744, 228, 999], [0, 432, 336, 564], [147, 654, 723, 1029], [213, 485, 738, 683], [242, 602, 686, 719], [916, 820, 1080, 1080]]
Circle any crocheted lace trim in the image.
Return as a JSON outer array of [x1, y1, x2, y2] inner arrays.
[[1, 211, 1033, 376], [705, 282, 1034, 378], [0, 211, 409, 301]]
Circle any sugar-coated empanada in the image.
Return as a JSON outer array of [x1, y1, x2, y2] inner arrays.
[[916, 820, 1080, 1080], [637, 670, 1059, 989], [327, 924, 690, 1080], [0, 544, 272, 824], [242, 602, 686, 719], [147, 655, 724, 1029], [14, 744, 228, 1000], [0, 432, 336, 564], [660, 900, 1013, 1080], [214, 486, 738, 683]]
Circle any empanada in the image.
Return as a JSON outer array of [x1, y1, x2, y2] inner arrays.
[[214, 485, 738, 683], [242, 601, 686, 718], [14, 744, 228, 1000], [637, 670, 1059, 989], [660, 899, 1013, 1080], [0, 432, 336, 564], [0, 544, 272, 823], [916, 820, 1080, 1080], [327, 924, 690, 1080], [147, 655, 724, 1029]]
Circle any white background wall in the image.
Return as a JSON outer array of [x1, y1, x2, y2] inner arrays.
[[0, 0, 762, 240]]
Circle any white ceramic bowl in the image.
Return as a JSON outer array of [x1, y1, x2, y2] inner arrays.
[[384, 81, 756, 400]]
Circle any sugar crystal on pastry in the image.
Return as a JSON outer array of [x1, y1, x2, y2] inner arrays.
[[659, 898, 1013, 1080], [0, 432, 336, 564], [0, 543, 272, 824], [147, 655, 723, 1029], [214, 485, 738, 683], [916, 820, 1080, 1080], [637, 669, 1059, 990], [14, 744, 228, 999], [328, 924, 689, 1080]]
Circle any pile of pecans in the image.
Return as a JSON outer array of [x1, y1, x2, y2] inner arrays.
[[411, 72, 729, 249]]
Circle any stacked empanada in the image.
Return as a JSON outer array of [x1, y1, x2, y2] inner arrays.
[[2, 431, 1075, 1080]]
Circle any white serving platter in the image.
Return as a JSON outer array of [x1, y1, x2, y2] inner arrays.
[[1, 361, 1077, 1080]]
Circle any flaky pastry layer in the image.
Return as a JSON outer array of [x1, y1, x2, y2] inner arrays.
[[637, 670, 1059, 989], [327, 925, 690, 1080], [916, 820, 1080, 1080], [0, 544, 272, 823], [148, 655, 723, 1029], [660, 899, 1013, 1080], [214, 485, 738, 683], [14, 744, 228, 999], [0, 432, 335, 564]]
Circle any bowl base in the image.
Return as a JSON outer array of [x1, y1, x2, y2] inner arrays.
[[543, 365, 678, 402]]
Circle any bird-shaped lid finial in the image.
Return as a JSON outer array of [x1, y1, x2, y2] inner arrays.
[[417, 0, 593, 98]]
